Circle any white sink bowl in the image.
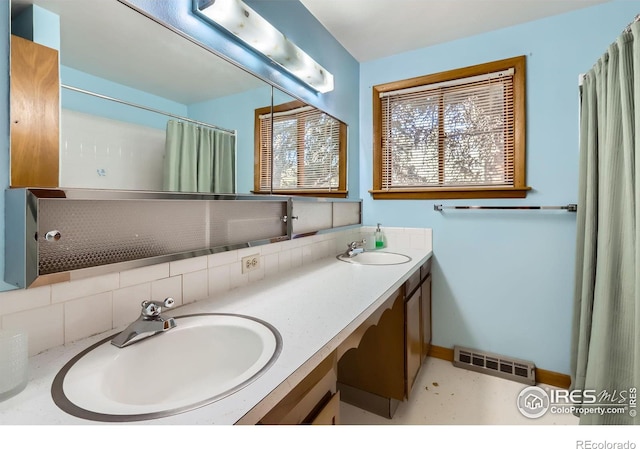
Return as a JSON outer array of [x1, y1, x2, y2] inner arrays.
[[337, 251, 411, 265], [52, 313, 281, 422]]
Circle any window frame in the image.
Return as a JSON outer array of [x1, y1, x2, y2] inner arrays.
[[254, 100, 348, 198], [370, 55, 529, 200]]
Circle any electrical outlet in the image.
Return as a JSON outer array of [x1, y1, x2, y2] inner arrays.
[[241, 254, 261, 274]]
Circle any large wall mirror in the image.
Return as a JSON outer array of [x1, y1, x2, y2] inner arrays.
[[9, 0, 342, 195]]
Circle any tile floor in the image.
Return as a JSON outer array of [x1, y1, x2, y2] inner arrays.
[[340, 357, 579, 425]]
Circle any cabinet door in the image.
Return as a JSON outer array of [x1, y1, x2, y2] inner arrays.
[[10, 35, 60, 188], [405, 288, 421, 396], [420, 274, 432, 362]]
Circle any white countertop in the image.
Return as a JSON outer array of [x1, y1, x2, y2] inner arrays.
[[0, 248, 431, 425]]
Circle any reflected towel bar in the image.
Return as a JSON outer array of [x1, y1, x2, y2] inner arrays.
[[434, 204, 578, 212]]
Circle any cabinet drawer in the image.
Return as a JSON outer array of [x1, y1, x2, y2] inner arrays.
[[405, 269, 421, 297], [310, 391, 340, 425], [259, 355, 337, 425], [420, 258, 432, 281]]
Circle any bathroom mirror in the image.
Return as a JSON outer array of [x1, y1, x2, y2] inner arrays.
[[9, 0, 338, 195]]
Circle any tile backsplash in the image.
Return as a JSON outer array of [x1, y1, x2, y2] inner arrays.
[[60, 109, 166, 191], [0, 226, 432, 356]]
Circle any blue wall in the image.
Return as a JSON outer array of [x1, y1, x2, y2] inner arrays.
[[359, 1, 640, 373], [11, 4, 60, 50]]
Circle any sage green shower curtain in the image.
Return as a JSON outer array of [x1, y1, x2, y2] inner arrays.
[[571, 21, 640, 425], [162, 120, 235, 193]]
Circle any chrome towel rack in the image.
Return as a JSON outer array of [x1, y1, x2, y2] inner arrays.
[[434, 204, 578, 212]]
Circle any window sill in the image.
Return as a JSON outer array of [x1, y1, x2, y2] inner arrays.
[[368, 186, 531, 200], [252, 190, 348, 198]]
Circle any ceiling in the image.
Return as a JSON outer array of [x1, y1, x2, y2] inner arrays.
[[299, 0, 613, 62]]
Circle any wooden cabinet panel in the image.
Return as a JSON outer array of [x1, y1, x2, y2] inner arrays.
[[405, 288, 421, 396], [337, 288, 405, 401], [10, 35, 59, 187], [420, 274, 432, 362]]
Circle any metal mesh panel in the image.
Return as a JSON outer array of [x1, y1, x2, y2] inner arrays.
[[38, 199, 208, 274], [37, 198, 288, 276]]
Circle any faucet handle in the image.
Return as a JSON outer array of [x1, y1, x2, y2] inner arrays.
[[141, 297, 175, 317], [348, 239, 367, 249]]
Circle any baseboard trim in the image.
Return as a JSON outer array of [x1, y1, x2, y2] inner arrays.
[[427, 344, 454, 362], [427, 345, 571, 389], [535, 368, 571, 389]]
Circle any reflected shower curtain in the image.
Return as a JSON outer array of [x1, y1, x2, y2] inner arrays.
[[571, 22, 640, 425], [162, 120, 235, 193]]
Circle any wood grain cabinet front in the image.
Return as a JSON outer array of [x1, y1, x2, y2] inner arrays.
[[405, 287, 422, 395], [10, 35, 60, 188], [405, 260, 432, 397]]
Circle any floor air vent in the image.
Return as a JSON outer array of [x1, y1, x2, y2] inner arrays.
[[453, 346, 536, 385]]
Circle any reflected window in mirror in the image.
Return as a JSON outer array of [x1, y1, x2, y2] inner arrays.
[[254, 100, 347, 197]]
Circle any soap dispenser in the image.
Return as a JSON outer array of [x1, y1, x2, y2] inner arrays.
[[375, 223, 384, 249]]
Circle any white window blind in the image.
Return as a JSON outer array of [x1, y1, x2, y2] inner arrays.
[[259, 106, 341, 191], [380, 69, 515, 190]]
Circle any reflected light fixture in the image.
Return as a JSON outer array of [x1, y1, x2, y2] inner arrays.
[[194, 0, 334, 93]]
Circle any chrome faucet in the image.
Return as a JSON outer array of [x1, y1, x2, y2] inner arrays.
[[111, 297, 177, 348], [345, 239, 366, 257]]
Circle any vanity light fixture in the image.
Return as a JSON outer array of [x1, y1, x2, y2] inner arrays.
[[193, 0, 334, 93]]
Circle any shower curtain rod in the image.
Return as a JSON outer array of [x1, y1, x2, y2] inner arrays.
[[434, 204, 578, 212], [623, 14, 640, 33], [581, 15, 640, 87], [61, 84, 237, 136]]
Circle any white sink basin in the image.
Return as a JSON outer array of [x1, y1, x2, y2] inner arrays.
[[51, 313, 281, 422], [337, 251, 411, 265]]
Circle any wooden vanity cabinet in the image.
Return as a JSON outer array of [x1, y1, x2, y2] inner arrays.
[[405, 258, 432, 397], [10, 35, 60, 188], [337, 257, 433, 417]]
